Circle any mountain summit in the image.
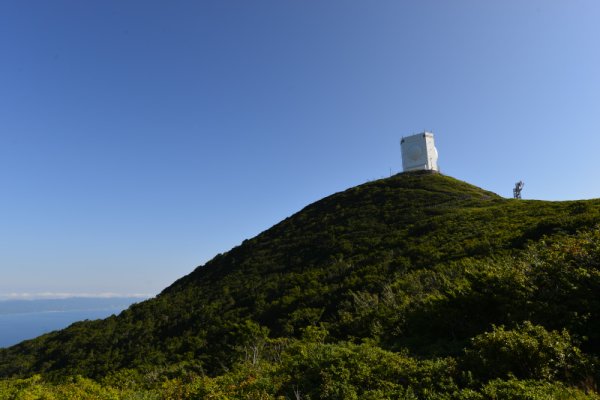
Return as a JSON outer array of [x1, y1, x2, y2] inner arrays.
[[2, 172, 600, 398]]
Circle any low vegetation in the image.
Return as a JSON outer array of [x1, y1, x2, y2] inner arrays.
[[2, 171, 600, 398]]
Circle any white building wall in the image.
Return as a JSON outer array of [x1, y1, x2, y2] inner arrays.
[[401, 132, 439, 172]]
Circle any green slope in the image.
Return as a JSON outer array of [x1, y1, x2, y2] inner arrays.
[[2, 171, 600, 389]]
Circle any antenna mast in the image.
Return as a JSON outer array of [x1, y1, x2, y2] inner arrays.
[[513, 181, 524, 199]]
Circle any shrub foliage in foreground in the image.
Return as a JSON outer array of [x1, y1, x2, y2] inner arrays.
[[2, 173, 600, 397], [0, 338, 598, 399]]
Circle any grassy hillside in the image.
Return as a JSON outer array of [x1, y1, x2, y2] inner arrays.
[[2, 171, 600, 398]]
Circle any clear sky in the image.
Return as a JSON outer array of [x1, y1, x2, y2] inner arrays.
[[1, 1, 599, 298]]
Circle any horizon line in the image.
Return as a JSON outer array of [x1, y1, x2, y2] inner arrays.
[[0, 292, 153, 301]]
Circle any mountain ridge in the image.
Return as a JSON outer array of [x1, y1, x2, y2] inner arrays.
[[2, 171, 600, 398]]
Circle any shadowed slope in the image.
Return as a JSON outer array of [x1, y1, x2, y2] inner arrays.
[[2, 171, 600, 379]]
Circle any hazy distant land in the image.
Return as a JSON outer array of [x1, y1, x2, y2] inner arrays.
[[0, 297, 146, 348]]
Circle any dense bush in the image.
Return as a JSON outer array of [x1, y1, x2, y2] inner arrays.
[[2, 172, 600, 397], [463, 322, 589, 382]]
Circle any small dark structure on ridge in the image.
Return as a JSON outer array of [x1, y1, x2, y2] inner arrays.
[[513, 181, 524, 199]]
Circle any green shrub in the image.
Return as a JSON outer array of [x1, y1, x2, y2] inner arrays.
[[463, 322, 588, 383]]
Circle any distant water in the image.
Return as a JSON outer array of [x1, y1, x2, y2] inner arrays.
[[0, 298, 146, 348]]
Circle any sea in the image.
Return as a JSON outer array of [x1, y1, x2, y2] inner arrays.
[[0, 297, 147, 348]]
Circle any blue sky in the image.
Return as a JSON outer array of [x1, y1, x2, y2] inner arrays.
[[1, 1, 599, 298]]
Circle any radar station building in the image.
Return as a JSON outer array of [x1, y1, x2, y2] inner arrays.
[[401, 132, 439, 172]]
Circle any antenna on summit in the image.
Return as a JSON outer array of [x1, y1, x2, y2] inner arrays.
[[513, 181, 524, 199]]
